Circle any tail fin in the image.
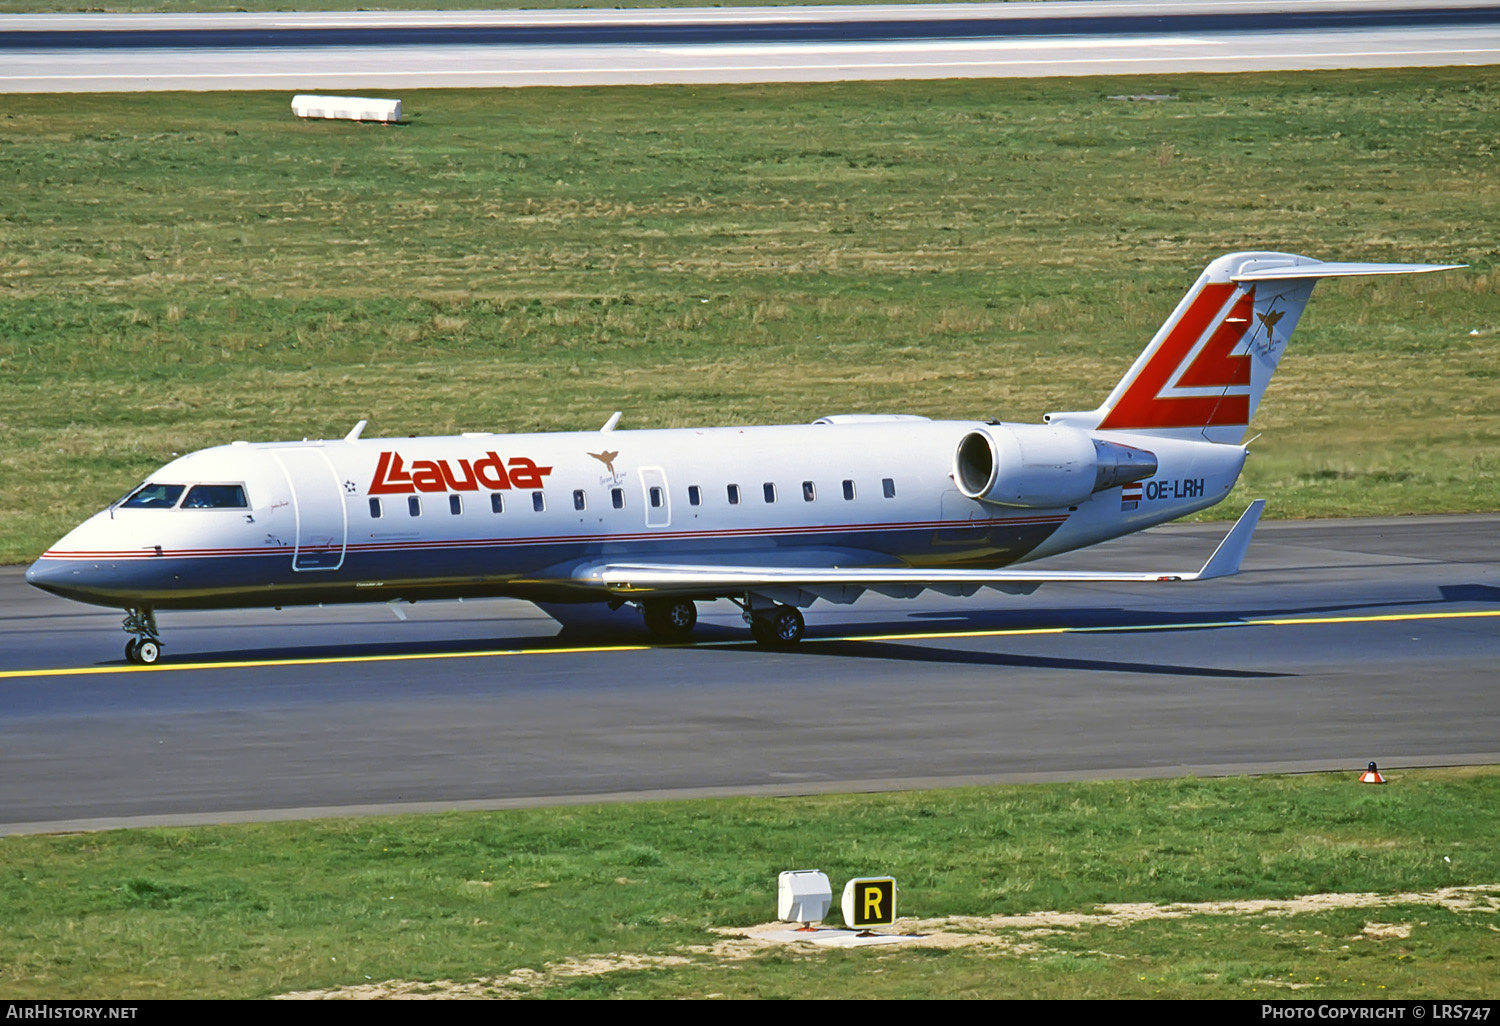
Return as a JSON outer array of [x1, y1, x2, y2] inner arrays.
[[1046, 252, 1462, 444]]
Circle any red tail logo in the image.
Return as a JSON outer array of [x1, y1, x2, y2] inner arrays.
[[1097, 282, 1254, 431]]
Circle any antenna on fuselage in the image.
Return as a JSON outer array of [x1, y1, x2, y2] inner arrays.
[[345, 419, 368, 443], [600, 411, 622, 432]]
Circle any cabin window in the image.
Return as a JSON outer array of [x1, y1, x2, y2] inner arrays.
[[611, 487, 625, 509], [121, 483, 185, 509], [408, 496, 421, 517], [883, 477, 897, 499], [727, 484, 741, 505], [532, 491, 546, 512], [491, 493, 505, 514], [369, 498, 382, 519], [649, 486, 665, 509], [449, 494, 462, 516], [842, 480, 856, 501], [802, 481, 816, 502], [688, 485, 702, 507], [182, 484, 249, 509], [763, 482, 777, 503], [574, 489, 587, 511]]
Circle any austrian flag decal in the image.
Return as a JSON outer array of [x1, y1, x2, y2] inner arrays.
[[369, 451, 553, 495]]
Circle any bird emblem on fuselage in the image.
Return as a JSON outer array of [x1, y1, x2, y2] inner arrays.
[[588, 450, 620, 476]]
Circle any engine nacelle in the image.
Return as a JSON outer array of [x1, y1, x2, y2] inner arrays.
[[953, 425, 1158, 508]]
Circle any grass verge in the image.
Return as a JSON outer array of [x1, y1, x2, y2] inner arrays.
[[2, 768, 1498, 998], [2, 69, 1497, 563]]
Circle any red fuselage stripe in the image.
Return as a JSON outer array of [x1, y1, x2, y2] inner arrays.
[[43, 514, 1069, 560]]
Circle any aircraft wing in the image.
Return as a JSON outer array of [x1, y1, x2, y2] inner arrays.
[[578, 500, 1265, 599]]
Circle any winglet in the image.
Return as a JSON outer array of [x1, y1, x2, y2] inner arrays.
[[1194, 499, 1265, 580]]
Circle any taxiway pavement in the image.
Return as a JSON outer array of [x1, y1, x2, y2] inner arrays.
[[2, 513, 1496, 834]]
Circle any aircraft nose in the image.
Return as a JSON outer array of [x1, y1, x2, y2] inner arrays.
[[27, 556, 75, 596], [26, 557, 58, 592], [26, 556, 116, 606]]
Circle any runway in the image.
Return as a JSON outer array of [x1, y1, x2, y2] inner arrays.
[[2, 0, 1498, 92], [2, 514, 1497, 835]]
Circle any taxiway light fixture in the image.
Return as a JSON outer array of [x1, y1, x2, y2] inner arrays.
[[291, 95, 402, 124], [777, 870, 831, 925], [1360, 761, 1387, 784], [841, 876, 897, 930]]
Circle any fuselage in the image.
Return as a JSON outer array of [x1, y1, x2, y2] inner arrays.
[[26, 416, 1246, 612]]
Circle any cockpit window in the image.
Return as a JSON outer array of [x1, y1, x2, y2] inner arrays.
[[183, 484, 249, 509], [121, 484, 186, 509]]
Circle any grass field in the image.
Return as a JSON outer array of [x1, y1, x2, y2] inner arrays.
[[3, 69, 1497, 563], [2, 65, 1497, 1001], [2, 769, 1497, 998]]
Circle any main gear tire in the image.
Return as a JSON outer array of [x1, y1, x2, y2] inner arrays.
[[751, 605, 805, 648], [642, 598, 697, 642]]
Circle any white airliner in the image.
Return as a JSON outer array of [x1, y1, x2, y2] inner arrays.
[[27, 251, 1459, 663]]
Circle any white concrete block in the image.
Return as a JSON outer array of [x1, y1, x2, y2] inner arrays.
[[291, 94, 401, 124]]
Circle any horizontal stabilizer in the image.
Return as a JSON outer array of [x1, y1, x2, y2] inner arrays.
[[1232, 261, 1464, 281], [1081, 252, 1463, 443], [579, 501, 1266, 596]]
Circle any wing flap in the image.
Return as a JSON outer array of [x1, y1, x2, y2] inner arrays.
[[579, 501, 1265, 595]]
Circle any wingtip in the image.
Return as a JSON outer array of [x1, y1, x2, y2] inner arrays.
[[1195, 500, 1266, 580]]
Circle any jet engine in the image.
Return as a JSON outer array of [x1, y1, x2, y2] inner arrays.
[[953, 424, 1158, 509]]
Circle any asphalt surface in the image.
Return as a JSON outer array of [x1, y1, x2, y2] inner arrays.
[[3, 513, 1497, 835], [3, 0, 1498, 91], [2, 3, 1496, 834], [6, 2, 1497, 50]]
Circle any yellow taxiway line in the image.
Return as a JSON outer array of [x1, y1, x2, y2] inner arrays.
[[1, 608, 1497, 681], [831, 608, 1500, 644]]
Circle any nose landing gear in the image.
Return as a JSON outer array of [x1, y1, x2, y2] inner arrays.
[[123, 608, 162, 665]]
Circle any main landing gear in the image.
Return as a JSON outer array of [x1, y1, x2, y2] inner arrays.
[[641, 597, 698, 642], [123, 608, 162, 665], [745, 603, 805, 648], [637, 596, 807, 647]]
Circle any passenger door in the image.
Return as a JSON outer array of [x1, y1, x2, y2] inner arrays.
[[269, 448, 348, 571]]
